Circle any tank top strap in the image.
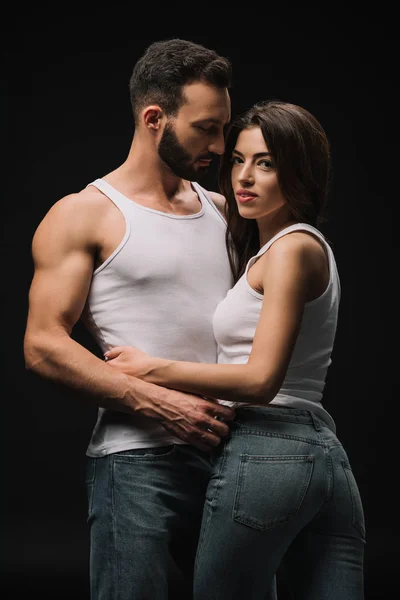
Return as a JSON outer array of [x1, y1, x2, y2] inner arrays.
[[192, 182, 227, 226], [86, 178, 133, 214], [245, 223, 328, 276]]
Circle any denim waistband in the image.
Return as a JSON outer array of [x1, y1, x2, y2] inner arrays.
[[233, 406, 325, 432]]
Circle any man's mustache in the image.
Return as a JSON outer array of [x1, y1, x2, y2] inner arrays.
[[198, 153, 217, 161]]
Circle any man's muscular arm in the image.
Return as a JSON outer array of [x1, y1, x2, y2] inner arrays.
[[23, 192, 234, 450]]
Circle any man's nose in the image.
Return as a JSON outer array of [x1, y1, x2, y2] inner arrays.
[[208, 132, 225, 156]]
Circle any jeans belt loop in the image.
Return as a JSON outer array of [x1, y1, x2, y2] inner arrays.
[[309, 410, 322, 431]]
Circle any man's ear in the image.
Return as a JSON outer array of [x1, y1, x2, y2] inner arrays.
[[142, 105, 163, 131]]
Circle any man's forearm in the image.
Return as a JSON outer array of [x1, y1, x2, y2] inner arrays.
[[24, 330, 158, 415], [24, 330, 238, 451]]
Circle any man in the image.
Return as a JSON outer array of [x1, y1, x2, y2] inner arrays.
[[24, 39, 235, 599]]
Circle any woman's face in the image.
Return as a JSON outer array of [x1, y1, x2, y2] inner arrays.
[[231, 126, 287, 220]]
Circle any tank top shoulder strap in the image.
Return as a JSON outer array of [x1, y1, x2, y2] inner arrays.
[[86, 178, 132, 214], [192, 182, 227, 226], [245, 223, 341, 300], [260, 223, 328, 256], [245, 223, 330, 274], [282, 224, 340, 298]]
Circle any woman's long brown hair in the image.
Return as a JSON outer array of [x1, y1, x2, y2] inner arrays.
[[219, 100, 331, 283]]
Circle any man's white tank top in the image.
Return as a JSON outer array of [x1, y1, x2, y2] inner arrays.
[[82, 178, 233, 456], [214, 223, 340, 432]]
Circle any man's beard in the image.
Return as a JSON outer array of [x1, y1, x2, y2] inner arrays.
[[158, 122, 212, 181]]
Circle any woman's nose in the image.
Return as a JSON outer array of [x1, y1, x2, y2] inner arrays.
[[238, 165, 254, 184]]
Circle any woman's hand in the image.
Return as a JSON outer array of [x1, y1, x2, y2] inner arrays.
[[104, 346, 164, 380]]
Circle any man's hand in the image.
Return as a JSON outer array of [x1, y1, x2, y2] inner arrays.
[[145, 386, 235, 452], [105, 345, 236, 451]]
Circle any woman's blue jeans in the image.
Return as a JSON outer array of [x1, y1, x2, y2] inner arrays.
[[193, 406, 366, 599]]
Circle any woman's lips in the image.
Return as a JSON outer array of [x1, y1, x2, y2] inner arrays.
[[236, 192, 258, 203]]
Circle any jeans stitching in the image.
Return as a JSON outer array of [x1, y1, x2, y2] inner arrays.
[[233, 429, 326, 447], [110, 456, 118, 599], [87, 459, 97, 516], [113, 445, 176, 460], [195, 444, 229, 567], [325, 449, 333, 503], [342, 460, 366, 540]]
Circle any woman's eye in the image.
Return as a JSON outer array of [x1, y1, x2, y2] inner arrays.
[[259, 160, 273, 168], [230, 156, 242, 165]]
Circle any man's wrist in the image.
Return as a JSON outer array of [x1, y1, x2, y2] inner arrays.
[[125, 374, 166, 419]]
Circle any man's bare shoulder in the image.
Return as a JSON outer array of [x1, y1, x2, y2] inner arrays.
[[38, 186, 111, 229], [33, 186, 111, 251], [50, 185, 109, 214], [207, 190, 227, 220]]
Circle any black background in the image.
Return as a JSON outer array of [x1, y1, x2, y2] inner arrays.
[[2, 13, 397, 600]]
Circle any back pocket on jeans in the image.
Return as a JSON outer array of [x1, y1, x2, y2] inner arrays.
[[233, 454, 314, 531]]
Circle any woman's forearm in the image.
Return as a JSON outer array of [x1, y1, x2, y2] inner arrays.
[[145, 359, 278, 404]]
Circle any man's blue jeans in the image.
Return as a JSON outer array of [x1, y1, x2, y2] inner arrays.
[[193, 406, 366, 599], [86, 444, 210, 599], [86, 442, 278, 599]]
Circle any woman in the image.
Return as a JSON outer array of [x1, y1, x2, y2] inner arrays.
[[105, 100, 366, 599]]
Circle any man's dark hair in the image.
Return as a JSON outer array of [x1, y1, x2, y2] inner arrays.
[[129, 38, 232, 122]]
